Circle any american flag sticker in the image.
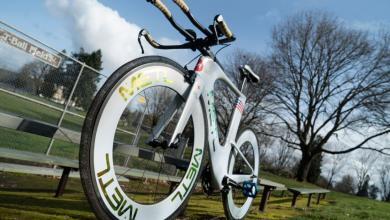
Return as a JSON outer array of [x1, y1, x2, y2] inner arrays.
[[235, 99, 245, 113]]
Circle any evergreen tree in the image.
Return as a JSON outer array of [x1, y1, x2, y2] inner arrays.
[[40, 65, 63, 98], [369, 184, 380, 200], [62, 48, 103, 110], [357, 175, 370, 197], [334, 175, 355, 194]]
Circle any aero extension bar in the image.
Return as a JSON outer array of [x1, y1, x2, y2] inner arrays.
[[140, 0, 235, 53]]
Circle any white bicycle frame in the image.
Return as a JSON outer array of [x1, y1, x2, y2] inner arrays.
[[157, 56, 256, 190]]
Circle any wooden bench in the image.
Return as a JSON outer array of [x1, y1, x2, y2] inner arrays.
[[0, 112, 187, 197], [288, 187, 330, 208], [258, 178, 287, 212], [0, 147, 79, 197], [0, 147, 182, 196]]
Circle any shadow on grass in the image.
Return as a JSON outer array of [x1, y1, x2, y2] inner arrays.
[[0, 192, 91, 213], [180, 213, 226, 220], [268, 198, 294, 205], [0, 188, 80, 194]]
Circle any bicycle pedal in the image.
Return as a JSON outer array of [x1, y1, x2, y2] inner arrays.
[[242, 181, 258, 198]]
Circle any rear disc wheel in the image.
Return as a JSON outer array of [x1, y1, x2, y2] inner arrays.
[[222, 129, 259, 220]]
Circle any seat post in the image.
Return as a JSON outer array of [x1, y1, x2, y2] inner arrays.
[[240, 77, 247, 92]]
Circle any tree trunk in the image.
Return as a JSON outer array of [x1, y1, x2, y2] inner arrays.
[[296, 153, 312, 182], [326, 176, 333, 189]]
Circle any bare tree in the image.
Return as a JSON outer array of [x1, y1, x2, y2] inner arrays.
[[378, 160, 390, 201], [215, 50, 275, 141], [272, 140, 296, 172], [263, 11, 390, 181], [353, 152, 376, 195], [257, 132, 273, 168], [325, 153, 345, 189], [17, 61, 52, 94]]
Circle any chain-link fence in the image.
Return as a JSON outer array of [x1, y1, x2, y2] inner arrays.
[[0, 21, 108, 159]]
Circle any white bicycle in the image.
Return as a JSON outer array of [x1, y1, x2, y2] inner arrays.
[[80, 0, 260, 219]]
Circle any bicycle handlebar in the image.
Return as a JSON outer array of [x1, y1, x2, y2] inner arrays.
[[139, 29, 159, 48], [138, 29, 194, 53], [142, 0, 236, 55]]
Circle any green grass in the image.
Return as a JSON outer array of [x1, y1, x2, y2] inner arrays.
[[0, 171, 389, 220], [0, 127, 79, 159], [0, 90, 84, 131], [0, 89, 86, 159], [291, 192, 390, 220]]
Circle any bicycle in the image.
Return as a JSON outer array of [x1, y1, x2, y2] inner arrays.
[[80, 0, 261, 219]]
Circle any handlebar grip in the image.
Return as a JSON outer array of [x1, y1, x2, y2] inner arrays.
[[216, 15, 234, 39], [141, 29, 160, 48], [172, 0, 189, 12], [148, 0, 172, 18]]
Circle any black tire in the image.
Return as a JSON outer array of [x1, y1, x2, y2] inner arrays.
[[79, 56, 206, 220]]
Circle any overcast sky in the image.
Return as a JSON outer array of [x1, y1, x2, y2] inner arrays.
[[1, 0, 389, 190]]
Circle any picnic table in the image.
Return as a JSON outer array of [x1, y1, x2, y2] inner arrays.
[[258, 178, 287, 212], [288, 187, 330, 207]]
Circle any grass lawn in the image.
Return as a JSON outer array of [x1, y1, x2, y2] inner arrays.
[[0, 90, 85, 131], [0, 89, 87, 159], [0, 171, 389, 220], [0, 127, 79, 159]]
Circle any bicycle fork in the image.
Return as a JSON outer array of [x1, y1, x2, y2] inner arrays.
[[168, 74, 204, 146], [147, 73, 204, 148]]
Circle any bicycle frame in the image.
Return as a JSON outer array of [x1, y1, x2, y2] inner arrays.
[[164, 56, 254, 190]]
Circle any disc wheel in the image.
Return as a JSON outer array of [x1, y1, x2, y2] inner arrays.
[[80, 56, 206, 220], [222, 129, 259, 220]]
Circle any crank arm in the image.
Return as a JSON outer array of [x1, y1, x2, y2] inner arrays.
[[222, 176, 242, 190], [225, 174, 257, 185]]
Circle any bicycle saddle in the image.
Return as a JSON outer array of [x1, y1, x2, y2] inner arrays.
[[239, 65, 260, 83]]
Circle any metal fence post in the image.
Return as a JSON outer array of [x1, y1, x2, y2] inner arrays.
[[45, 63, 86, 155], [123, 101, 148, 167]]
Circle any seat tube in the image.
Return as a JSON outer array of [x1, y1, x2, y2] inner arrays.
[[224, 96, 246, 147]]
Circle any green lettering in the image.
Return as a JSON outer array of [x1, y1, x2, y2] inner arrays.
[[119, 72, 172, 102], [186, 167, 196, 180], [112, 187, 124, 211], [118, 200, 138, 220], [172, 148, 203, 202], [171, 191, 183, 201], [99, 177, 120, 210], [97, 153, 110, 177]]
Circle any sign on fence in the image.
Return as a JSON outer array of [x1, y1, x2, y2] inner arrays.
[[0, 28, 62, 68]]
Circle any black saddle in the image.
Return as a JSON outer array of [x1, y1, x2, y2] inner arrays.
[[239, 65, 260, 83]]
